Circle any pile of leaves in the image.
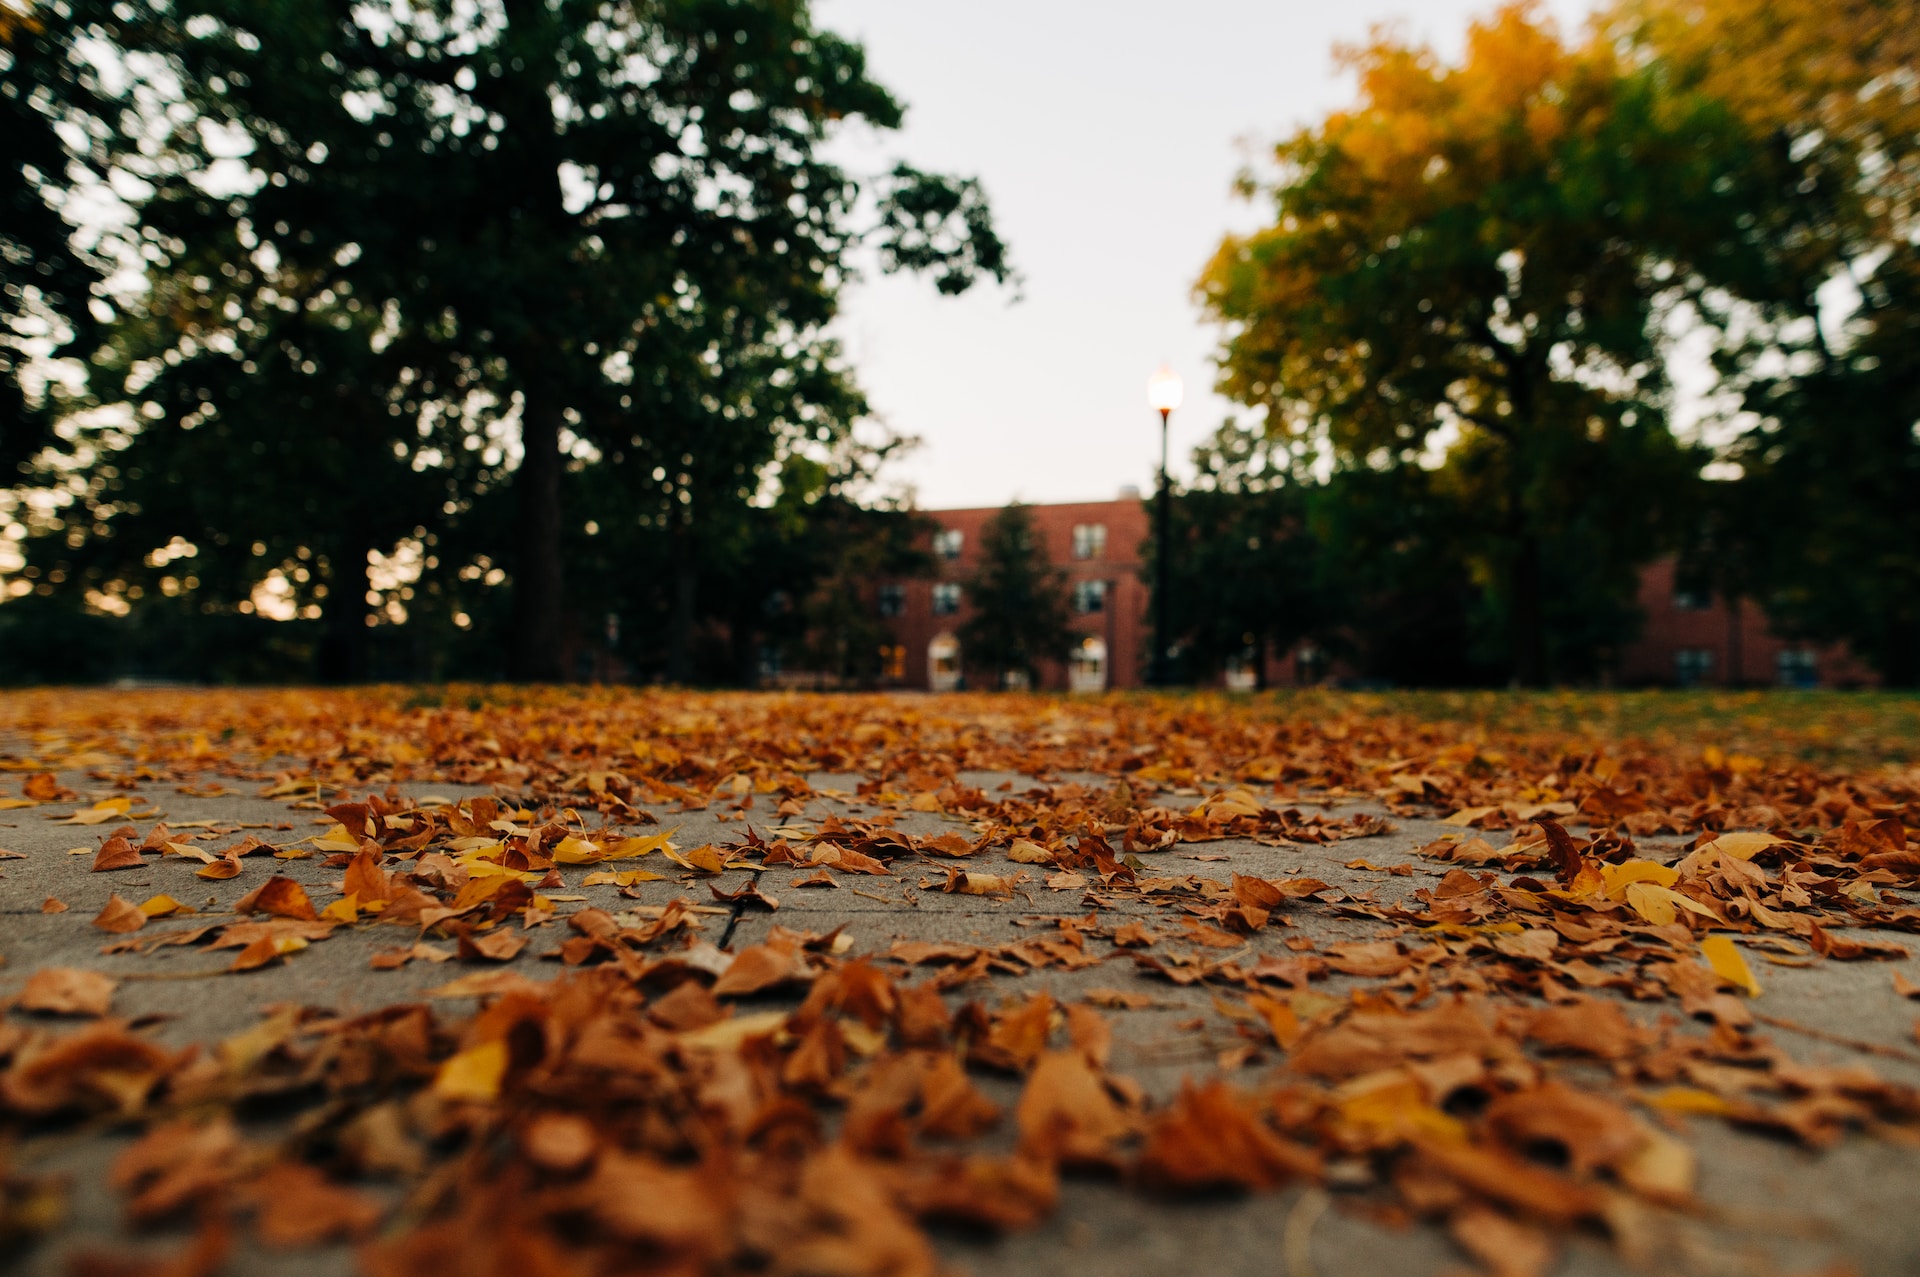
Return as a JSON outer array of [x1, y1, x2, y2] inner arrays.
[[2, 687, 1918, 1276]]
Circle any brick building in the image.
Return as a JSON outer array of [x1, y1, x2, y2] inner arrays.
[[1614, 558, 1878, 689], [877, 497, 1155, 691], [872, 498, 1874, 691]]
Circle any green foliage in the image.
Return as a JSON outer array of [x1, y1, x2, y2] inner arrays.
[[1156, 425, 1323, 687], [1, 0, 110, 470], [6, 0, 1008, 683], [1624, 0, 1920, 685], [958, 503, 1073, 688]]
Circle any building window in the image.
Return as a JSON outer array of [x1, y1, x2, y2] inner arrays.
[[1672, 586, 1712, 611], [1675, 648, 1714, 687], [1071, 523, 1107, 560], [931, 582, 962, 616], [1777, 648, 1818, 689], [1072, 579, 1106, 614], [876, 583, 905, 618], [879, 644, 906, 681], [933, 528, 964, 561]]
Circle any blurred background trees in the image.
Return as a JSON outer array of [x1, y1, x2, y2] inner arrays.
[[0, 0, 1004, 682], [1182, 0, 1919, 688], [4, 0, 1917, 687], [959, 503, 1074, 689]]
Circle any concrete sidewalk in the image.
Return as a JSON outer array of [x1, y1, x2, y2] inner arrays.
[[3, 765, 1917, 1277]]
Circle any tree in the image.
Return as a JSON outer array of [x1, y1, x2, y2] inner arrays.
[[1623, 0, 1920, 684], [1, 0, 109, 471], [1158, 423, 1324, 688], [1199, 3, 1754, 684], [958, 503, 1073, 689], [24, 232, 492, 680], [26, 0, 1010, 680]]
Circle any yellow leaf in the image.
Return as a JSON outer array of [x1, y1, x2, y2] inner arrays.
[[581, 868, 666, 887], [321, 893, 360, 923], [1618, 1124, 1695, 1197], [433, 1039, 509, 1102], [163, 841, 216, 863], [0, 797, 38, 810], [1442, 805, 1499, 827], [549, 835, 603, 865], [603, 830, 676, 860], [1624, 881, 1678, 925], [663, 843, 726, 874], [1602, 859, 1680, 900], [676, 1010, 787, 1052], [1700, 831, 1785, 861], [1701, 935, 1762, 997], [1643, 1086, 1732, 1116], [1006, 838, 1054, 864], [1335, 1073, 1467, 1144], [137, 894, 192, 918], [57, 798, 133, 826], [310, 824, 361, 852], [1205, 789, 1264, 818]]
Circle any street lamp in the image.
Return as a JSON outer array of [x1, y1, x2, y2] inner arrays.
[[1145, 364, 1183, 687]]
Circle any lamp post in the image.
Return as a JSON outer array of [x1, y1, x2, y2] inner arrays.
[[1145, 364, 1183, 687]]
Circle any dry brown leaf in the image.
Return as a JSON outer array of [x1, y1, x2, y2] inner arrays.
[[91, 894, 147, 934], [17, 967, 117, 1017], [89, 836, 143, 873], [232, 876, 318, 921]]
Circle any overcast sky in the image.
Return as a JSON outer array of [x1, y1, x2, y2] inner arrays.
[[816, 0, 1595, 511]]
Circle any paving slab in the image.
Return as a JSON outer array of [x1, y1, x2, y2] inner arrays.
[[3, 761, 1918, 1277]]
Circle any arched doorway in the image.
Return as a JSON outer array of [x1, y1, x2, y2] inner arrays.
[[928, 634, 962, 692], [1068, 636, 1107, 694]]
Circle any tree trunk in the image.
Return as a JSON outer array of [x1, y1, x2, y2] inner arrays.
[[509, 389, 566, 681], [1503, 356, 1549, 688], [1881, 621, 1920, 689], [316, 543, 373, 684], [1510, 532, 1548, 688], [665, 527, 697, 684], [1725, 593, 1744, 687]]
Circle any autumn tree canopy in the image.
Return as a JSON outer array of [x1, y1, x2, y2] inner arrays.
[[1622, 0, 1920, 684], [1199, 3, 1775, 684]]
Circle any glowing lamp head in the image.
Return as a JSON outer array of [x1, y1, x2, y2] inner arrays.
[[1146, 365, 1184, 414]]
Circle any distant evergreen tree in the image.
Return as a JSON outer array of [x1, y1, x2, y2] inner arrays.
[[958, 503, 1073, 689]]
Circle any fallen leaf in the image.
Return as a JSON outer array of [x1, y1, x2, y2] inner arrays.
[[17, 968, 117, 1017], [90, 836, 143, 873], [1016, 1050, 1133, 1165], [456, 929, 529, 963], [228, 934, 310, 972], [232, 876, 318, 921], [247, 1162, 382, 1247], [1701, 935, 1762, 997], [91, 894, 148, 934], [137, 894, 193, 918], [1700, 831, 1788, 861], [1007, 838, 1054, 864], [23, 772, 68, 801], [433, 1039, 509, 1102]]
